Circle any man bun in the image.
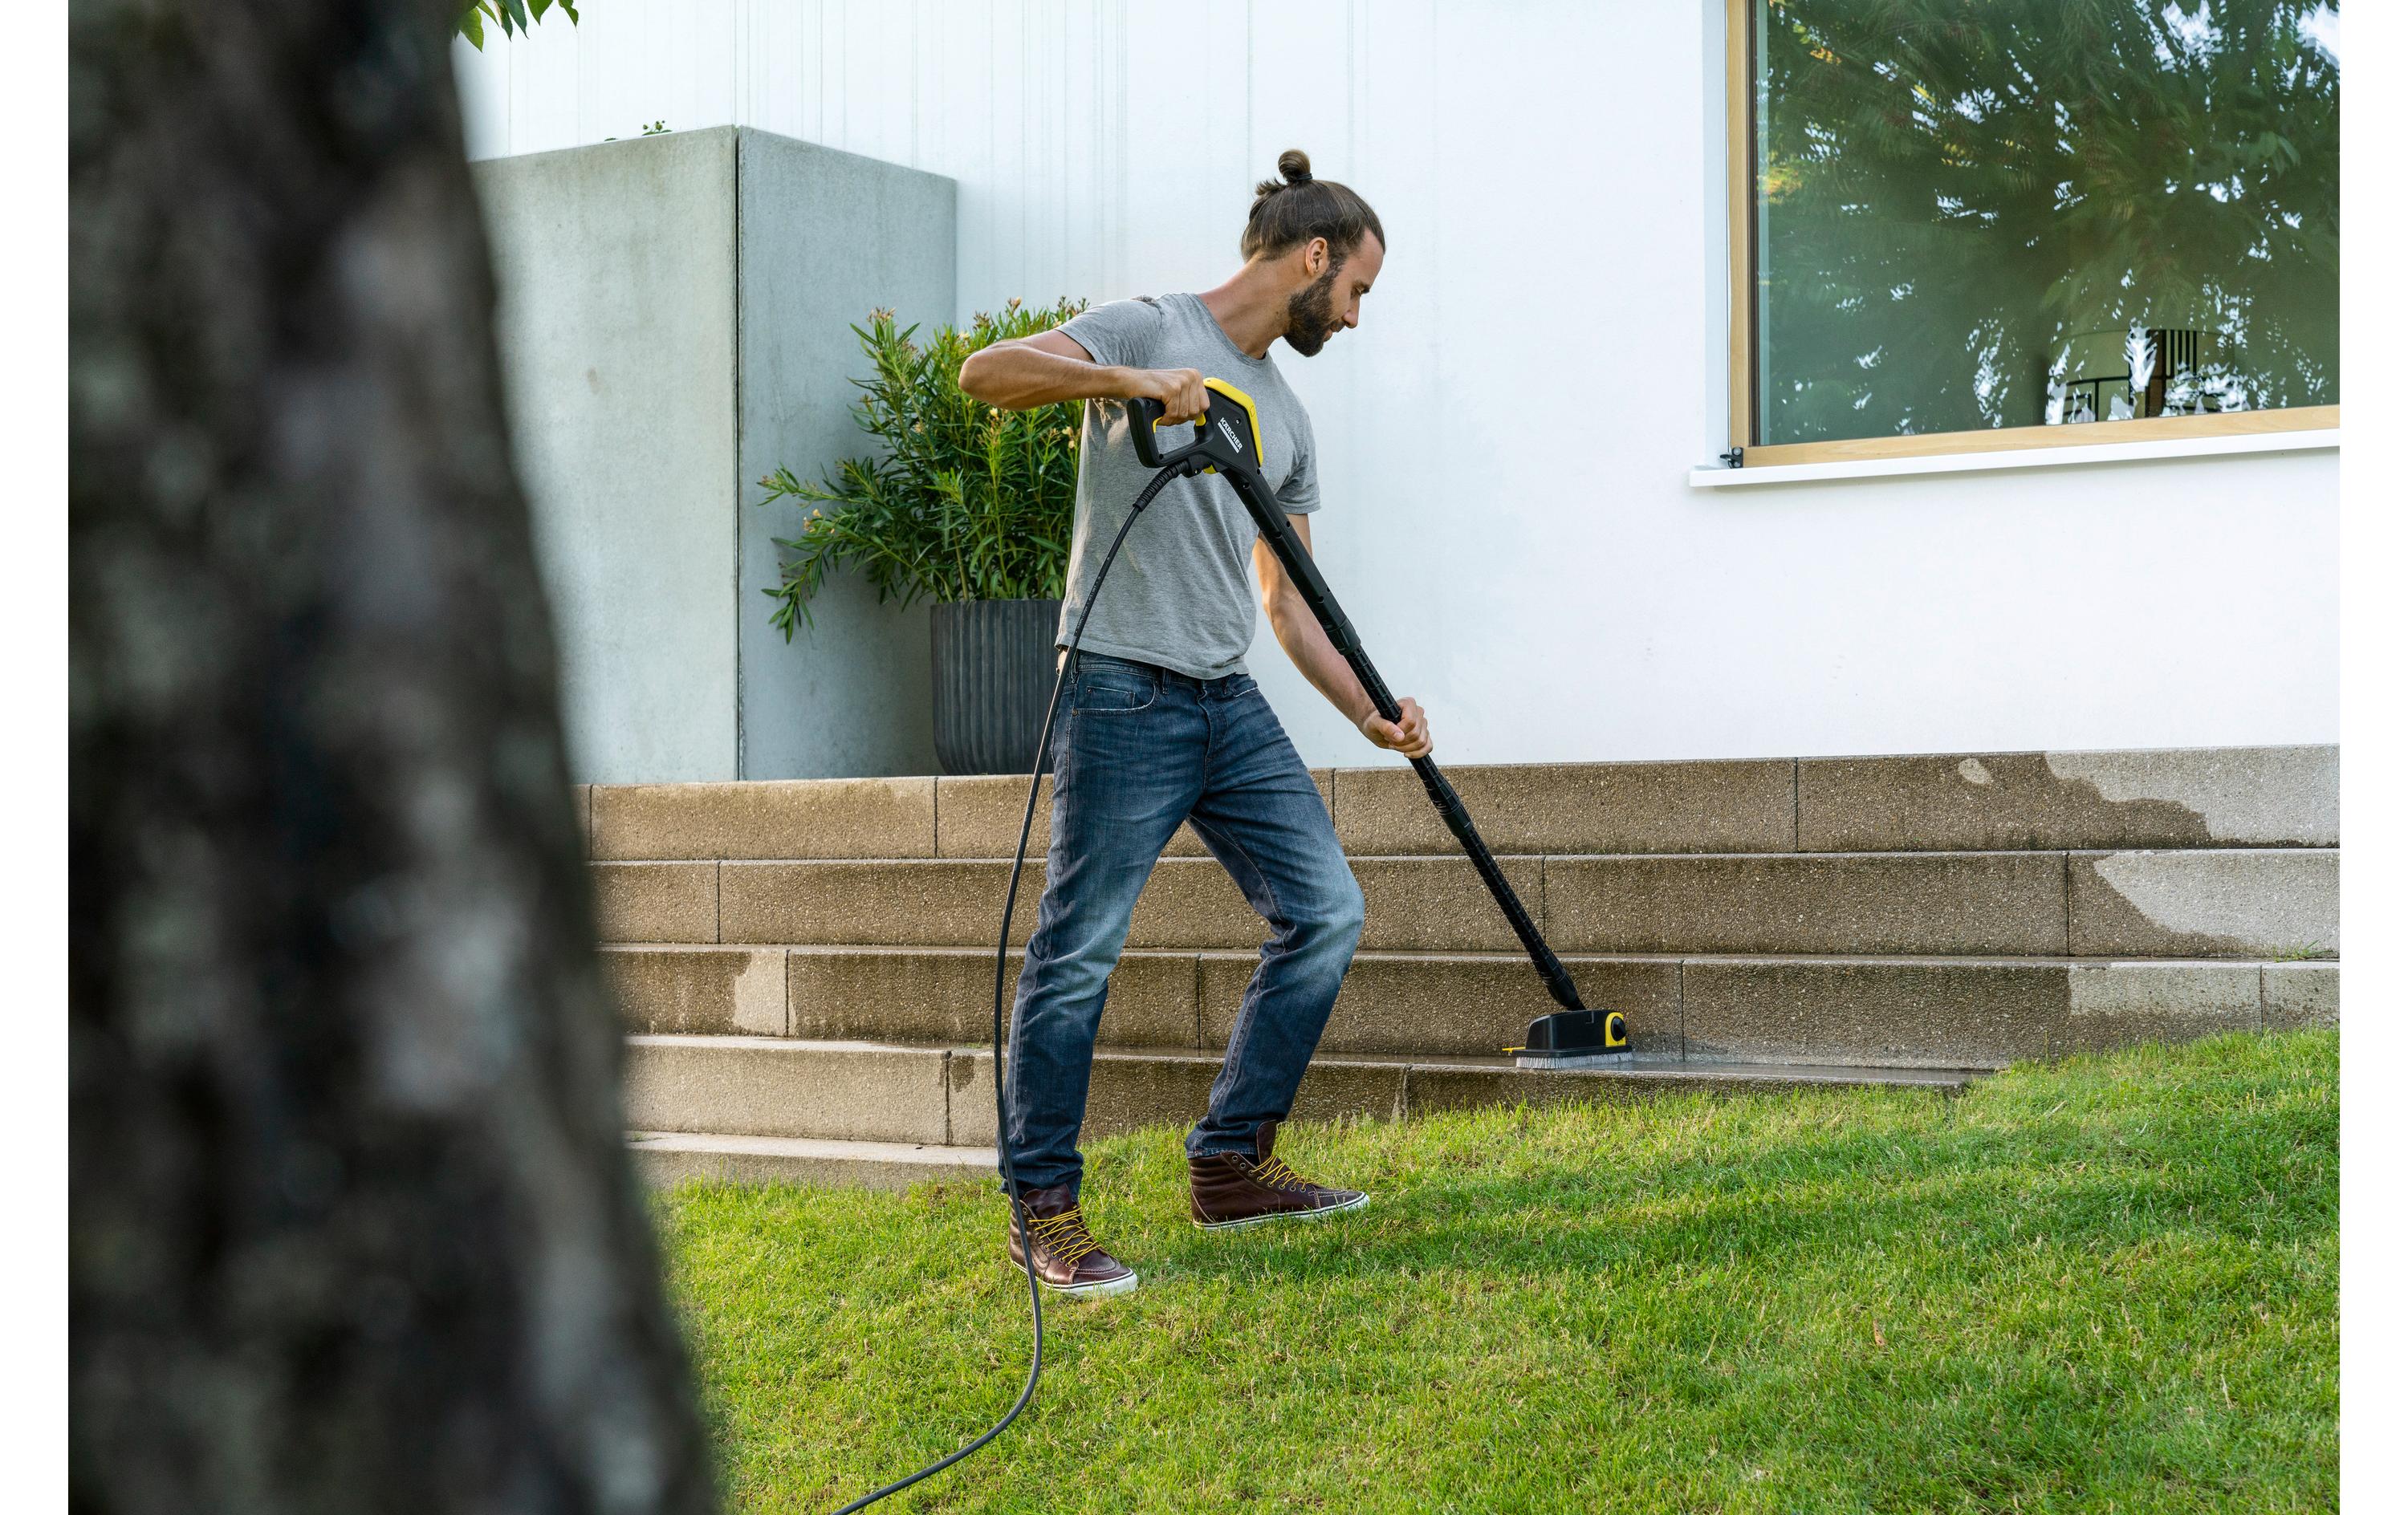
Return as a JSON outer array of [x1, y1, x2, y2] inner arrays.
[[1255, 148, 1314, 200], [1242, 148, 1383, 262]]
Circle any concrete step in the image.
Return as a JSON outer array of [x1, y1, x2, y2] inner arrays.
[[589, 772, 1332, 863], [606, 946, 2337, 1069], [620, 1034, 1980, 1149], [583, 745, 2336, 862], [1796, 746, 2337, 852], [594, 777, 941, 861], [627, 1131, 996, 1189], [624, 1037, 959, 1144], [592, 847, 2337, 961], [702, 855, 1547, 953], [2070, 848, 2337, 957]]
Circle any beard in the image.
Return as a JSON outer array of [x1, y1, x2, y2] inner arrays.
[[1280, 262, 1343, 357]]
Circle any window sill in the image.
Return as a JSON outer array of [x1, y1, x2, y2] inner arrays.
[[1686, 426, 2341, 489]]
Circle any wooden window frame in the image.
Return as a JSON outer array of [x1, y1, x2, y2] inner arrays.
[[1723, 0, 2338, 469]]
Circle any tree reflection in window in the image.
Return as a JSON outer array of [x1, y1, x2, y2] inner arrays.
[[1753, 0, 2339, 446]]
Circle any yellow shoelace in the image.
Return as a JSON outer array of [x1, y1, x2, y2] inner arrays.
[[1249, 1156, 1318, 1193], [1023, 1206, 1104, 1269]]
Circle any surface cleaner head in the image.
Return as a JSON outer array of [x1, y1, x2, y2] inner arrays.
[[1515, 1008, 1633, 1069]]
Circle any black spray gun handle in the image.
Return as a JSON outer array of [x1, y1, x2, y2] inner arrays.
[[1126, 384, 1590, 1019], [1124, 391, 1206, 471], [1129, 383, 1255, 475]]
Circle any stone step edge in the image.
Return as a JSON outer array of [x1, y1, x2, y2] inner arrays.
[[609, 944, 2343, 967], [586, 748, 2340, 860], [628, 1130, 999, 1190], [600, 849, 2338, 961], [611, 952, 2338, 1062], [598, 845, 2343, 863], [624, 1033, 1981, 1084]]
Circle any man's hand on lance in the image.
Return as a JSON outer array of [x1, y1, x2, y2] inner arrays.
[[1362, 697, 1432, 759]]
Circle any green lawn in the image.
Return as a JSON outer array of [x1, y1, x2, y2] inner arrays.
[[655, 1031, 2337, 1513]]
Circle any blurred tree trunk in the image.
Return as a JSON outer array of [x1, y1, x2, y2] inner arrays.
[[68, 2, 717, 1512]]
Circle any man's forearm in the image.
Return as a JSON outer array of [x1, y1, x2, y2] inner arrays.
[[1267, 593, 1374, 728], [1258, 526, 1433, 758], [958, 344, 1147, 411]]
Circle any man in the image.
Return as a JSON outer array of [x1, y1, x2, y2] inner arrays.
[[958, 148, 1426, 1300]]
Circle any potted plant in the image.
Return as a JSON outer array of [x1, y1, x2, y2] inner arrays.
[[758, 299, 1085, 775]]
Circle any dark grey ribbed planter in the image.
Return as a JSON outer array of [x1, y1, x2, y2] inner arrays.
[[931, 598, 1064, 776]]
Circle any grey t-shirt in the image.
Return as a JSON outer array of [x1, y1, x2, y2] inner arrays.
[[1054, 292, 1320, 680]]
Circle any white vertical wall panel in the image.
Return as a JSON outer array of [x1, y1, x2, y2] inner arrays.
[[453, 2, 2341, 766], [457, 1, 1148, 312], [453, 26, 510, 158]]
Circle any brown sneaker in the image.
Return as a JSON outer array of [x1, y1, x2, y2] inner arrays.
[[1005, 1182, 1138, 1299], [1189, 1121, 1369, 1231]]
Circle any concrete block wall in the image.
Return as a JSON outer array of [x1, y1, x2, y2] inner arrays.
[[475, 126, 955, 782]]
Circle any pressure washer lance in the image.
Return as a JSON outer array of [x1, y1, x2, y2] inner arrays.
[[1132, 380, 1634, 1070], [829, 379, 1628, 1512]]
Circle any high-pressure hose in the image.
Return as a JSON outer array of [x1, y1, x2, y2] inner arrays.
[[828, 457, 1190, 1515]]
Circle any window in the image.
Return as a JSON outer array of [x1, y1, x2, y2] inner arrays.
[[1727, 0, 2340, 465]]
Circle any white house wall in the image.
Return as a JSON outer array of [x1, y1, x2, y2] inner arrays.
[[454, 2, 2340, 769]]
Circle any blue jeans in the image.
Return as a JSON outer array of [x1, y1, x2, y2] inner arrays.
[[1004, 654, 1365, 1194]]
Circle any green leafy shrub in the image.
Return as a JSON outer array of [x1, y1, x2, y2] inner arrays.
[[758, 299, 1086, 639], [455, 0, 576, 51]]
